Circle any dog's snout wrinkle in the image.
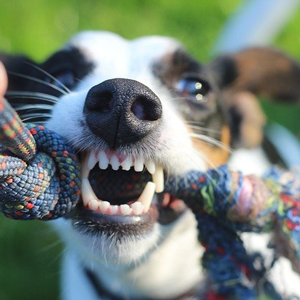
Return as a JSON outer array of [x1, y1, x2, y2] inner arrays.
[[84, 78, 162, 148]]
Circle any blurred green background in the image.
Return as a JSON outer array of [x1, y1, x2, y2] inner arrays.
[[0, 1, 300, 299]]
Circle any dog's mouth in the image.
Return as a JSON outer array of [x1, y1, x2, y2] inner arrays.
[[70, 150, 187, 235], [81, 150, 164, 214]]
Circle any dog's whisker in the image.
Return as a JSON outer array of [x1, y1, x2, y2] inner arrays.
[[7, 95, 59, 105], [6, 92, 58, 99], [190, 133, 234, 153], [14, 104, 54, 111], [8, 71, 68, 95], [37, 239, 63, 254], [21, 113, 52, 123], [188, 124, 222, 135], [25, 62, 71, 94]]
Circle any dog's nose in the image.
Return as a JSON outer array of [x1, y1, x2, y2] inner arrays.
[[84, 78, 162, 148]]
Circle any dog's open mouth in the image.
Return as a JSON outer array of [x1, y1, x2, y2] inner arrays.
[[81, 150, 164, 215], [70, 150, 187, 234]]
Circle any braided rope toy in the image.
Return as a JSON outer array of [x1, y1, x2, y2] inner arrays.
[[0, 95, 300, 299], [0, 98, 81, 219]]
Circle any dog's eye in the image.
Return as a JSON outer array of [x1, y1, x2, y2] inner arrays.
[[46, 70, 75, 90], [176, 77, 210, 101]]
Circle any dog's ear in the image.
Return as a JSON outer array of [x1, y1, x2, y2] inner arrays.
[[0, 52, 38, 92], [209, 48, 300, 148]]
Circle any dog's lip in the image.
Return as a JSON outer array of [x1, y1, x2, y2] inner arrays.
[[70, 202, 159, 236], [75, 203, 158, 224]]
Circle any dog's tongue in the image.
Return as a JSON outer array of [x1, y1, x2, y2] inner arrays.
[[89, 167, 152, 202]]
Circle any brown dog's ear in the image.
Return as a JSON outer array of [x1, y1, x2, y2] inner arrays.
[[209, 47, 300, 148]]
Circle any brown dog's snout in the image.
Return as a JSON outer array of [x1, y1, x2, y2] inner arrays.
[[84, 78, 162, 148]]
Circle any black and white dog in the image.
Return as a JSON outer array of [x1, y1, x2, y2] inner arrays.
[[2, 31, 300, 299]]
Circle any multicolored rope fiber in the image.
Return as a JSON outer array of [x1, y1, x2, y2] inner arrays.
[[0, 95, 300, 298], [0, 98, 81, 220], [164, 166, 300, 299]]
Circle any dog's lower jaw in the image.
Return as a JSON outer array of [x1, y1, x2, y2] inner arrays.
[[55, 209, 203, 300]]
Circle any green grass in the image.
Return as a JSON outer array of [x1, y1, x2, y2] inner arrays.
[[0, 1, 299, 299]]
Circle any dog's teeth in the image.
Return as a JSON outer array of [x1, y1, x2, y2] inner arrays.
[[110, 205, 120, 215], [121, 156, 132, 171], [89, 199, 99, 211], [87, 152, 98, 170], [82, 178, 98, 206], [145, 161, 156, 174], [99, 151, 109, 170], [152, 166, 164, 193], [131, 202, 144, 215], [110, 155, 120, 170], [100, 201, 110, 212], [120, 204, 132, 215], [134, 157, 144, 172], [137, 182, 156, 212]]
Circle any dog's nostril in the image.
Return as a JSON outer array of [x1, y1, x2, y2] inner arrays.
[[131, 96, 161, 121], [87, 90, 114, 113], [84, 78, 163, 148]]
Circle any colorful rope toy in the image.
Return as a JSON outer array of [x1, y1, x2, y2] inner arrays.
[[0, 95, 300, 299], [0, 98, 81, 220]]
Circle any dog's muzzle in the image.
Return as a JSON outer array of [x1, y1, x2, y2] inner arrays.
[[84, 78, 162, 148], [72, 79, 185, 235]]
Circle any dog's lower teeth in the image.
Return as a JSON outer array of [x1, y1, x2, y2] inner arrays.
[[120, 204, 132, 215], [131, 202, 144, 215], [100, 201, 110, 212], [110, 205, 119, 214], [89, 199, 99, 210]]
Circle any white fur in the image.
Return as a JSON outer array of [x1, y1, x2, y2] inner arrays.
[[46, 31, 300, 299], [56, 210, 202, 300], [47, 31, 206, 300], [46, 31, 206, 174]]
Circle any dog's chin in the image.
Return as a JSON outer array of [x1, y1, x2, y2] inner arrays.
[[65, 150, 188, 265]]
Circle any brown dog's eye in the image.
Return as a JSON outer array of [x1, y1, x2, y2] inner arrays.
[[176, 77, 210, 101]]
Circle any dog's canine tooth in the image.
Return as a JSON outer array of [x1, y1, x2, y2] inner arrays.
[[130, 202, 144, 215], [87, 151, 98, 170], [145, 160, 155, 174], [89, 199, 99, 211], [110, 155, 120, 170], [82, 178, 98, 206], [99, 151, 109, 170], [137, 182, 156, 212], [121, 155, 132, 171], [152, 166, 164, 193], [134, 157, 144, 172], [120, 204, 132, 215], [100, 201, 110, 212]]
